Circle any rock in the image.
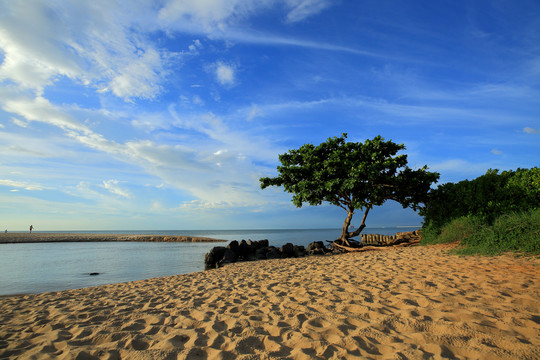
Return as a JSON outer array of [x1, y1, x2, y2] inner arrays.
[[293, 245, 306, 257], [307, 241, 325, 251], [307, 241, 326, 255], [205, 238, 329, 269], [266, 246, 282, 259], [218, 248, 238, 266], [204, 246, 227, 269], [255, 247, 267, 260], [280, 243, 295, 257], [89, 272, 100, 276], [237, 240, 250, 258], [257, 239, 269, 248], [227, 240, 239, 252]]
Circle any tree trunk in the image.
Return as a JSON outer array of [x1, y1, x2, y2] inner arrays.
[[339, 205, 372, 247], [340, 210, 354, 246]]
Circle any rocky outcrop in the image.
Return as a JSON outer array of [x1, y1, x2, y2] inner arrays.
[[204, 240, 329, 269]]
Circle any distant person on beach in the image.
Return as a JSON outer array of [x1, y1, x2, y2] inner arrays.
[[29, 225, 33, 233], [4, 229, 6, 233]]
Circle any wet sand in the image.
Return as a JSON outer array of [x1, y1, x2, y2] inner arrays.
[[0, 244, 538, 359]]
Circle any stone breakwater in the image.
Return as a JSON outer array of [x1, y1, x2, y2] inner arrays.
[[204, 239, 330, 269], [0, 233, 226, 244]]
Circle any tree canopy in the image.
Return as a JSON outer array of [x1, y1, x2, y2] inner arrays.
[[421, 167, 540, 231], [260, 134, 439, 246]]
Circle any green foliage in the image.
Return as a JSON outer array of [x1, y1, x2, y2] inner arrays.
[[421, 167, 540, 233], [260, 134, 439, 241], [421, 209, 540, 255], [458, 209, 540, 255], [421, 216, 481, 245]]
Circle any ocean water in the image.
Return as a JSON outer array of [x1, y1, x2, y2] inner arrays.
[[0, 227, 415, 296]]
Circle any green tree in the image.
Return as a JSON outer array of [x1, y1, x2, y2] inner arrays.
[[260, 134, 439, 246], [421, 167, 540, 233]]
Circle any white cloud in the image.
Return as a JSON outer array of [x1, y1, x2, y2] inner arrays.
[[0, 1, 81, 92], [11, 117, 27, 128], [101, 180, 132, 199], [158, 0, 331, 32], [0, 1, 168, 100], [0, 179, 44, 191], [491, 148, 502, 155], [284, 0, 331, 23], [192, 95, 204, 105], [524, 126, 540, 134], [215, 61, 236, 86], [188, 39, 203, 53], [0, 0, 339, 104], [2, 95, 88, 133], [246, 104, 261, 121]]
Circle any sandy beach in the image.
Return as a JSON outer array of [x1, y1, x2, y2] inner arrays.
[[0, 233, 225, 244], [0, 244, 538, 359]]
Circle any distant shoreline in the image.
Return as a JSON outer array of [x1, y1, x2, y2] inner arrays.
[[0, 233, 226, 244]]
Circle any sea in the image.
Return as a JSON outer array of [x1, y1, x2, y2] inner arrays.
[[0, 227, 416, 296]]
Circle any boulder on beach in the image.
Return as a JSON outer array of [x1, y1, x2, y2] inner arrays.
[[279, 243, 295, 257], [204, 246, 227, 269], [306, 241, 327, 255]]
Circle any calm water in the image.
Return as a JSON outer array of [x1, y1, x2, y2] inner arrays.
[[0, 227, 413, 296]]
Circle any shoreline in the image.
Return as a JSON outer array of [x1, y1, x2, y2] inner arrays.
[[1, 244, 538, 359], [0, 232, 226, 244]]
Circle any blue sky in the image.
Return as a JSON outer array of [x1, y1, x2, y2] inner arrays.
[[0, 0, 539, 231]]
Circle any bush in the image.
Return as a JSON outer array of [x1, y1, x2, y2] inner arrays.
[[459, 209, 540, 255], [421, 167, 540, 238], [421, 216, 481, 245], [422, 209, 540, 255]]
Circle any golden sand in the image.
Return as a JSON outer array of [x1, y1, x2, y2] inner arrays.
[[0, 245, 538, 359]]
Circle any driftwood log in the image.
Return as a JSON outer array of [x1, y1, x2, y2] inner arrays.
[[330, 229, 421, 252]]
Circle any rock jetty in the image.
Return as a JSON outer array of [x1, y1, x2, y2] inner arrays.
[[204, 239, 331, 269], [0, 233, 226, 244]]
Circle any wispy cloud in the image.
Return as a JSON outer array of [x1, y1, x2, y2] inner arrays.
[[10, 117, 27, 128], [285, 0, 331, 23], [101, 180, 132, 199], [158, 0, 332, 30], [524, 127, 540, 134], [0, 179, 44, 191], [219, 29, 391, 58]]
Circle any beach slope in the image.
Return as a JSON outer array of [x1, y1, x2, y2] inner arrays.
[[0, 245, 538, 359]]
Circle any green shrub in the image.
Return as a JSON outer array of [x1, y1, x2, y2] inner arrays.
[[459, 209, 540, 255], [421, 216, 481, 245], [423, 209, 540, 255]]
